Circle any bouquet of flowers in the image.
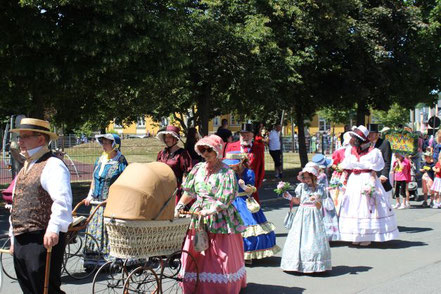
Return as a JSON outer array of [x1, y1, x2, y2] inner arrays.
[[274, 181, 293, 195], [362, 177, 377, 213], [361, 181, 375, 198]]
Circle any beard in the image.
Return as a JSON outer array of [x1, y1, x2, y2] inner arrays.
[[240, 137, 252, 146]]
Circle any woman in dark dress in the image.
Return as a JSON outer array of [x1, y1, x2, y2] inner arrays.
[[157, 125, 193, 204]]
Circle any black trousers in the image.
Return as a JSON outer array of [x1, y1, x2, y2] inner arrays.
[[269, 149, 281, 168], [13, 230, 66, 294]]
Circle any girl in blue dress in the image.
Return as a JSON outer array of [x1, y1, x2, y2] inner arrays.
[[83, 134, 128, 266], [223, 151, 280, 264], [281, 163, 331, 273]]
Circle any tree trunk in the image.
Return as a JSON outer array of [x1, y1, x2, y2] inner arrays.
[[197, 90, 210, 136], [295, 106, 308, 167], [356, 102, 368, 126]]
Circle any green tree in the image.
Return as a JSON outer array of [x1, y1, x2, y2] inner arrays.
[[372, 103, 411, 129]]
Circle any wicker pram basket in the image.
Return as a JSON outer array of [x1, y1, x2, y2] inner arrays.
[[105, 217, 191, 259]]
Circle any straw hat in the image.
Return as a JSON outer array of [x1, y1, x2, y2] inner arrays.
[[10, 118, 58, 140], [223, 151, 247, 166]]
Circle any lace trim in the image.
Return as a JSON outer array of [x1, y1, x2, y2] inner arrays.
[[244, 245, 281, 260], [183, 265, 246, 283], [241, 221, 276, 238]]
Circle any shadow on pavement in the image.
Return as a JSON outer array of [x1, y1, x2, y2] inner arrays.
[[283, 265, 372, 278], [358, 239, 428, 249], [397, 225, 433, 234], [247, 256, 282, 268], [241, 283, 305, 294]]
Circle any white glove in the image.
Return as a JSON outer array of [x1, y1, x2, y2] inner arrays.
[[199, 207, 217, 216], [238, 179, 247, 190], [283, 192, 293, 201], [174, 202, 185, 218]]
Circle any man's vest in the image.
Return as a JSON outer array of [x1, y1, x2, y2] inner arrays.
[[11, 152, 53, 236]]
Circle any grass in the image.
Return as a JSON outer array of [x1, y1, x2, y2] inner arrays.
[[1, 138, 307, 202]]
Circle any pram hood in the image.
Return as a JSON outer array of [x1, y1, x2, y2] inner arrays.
[[103, 162, 177, 221]]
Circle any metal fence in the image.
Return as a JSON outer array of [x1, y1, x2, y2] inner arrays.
[[0, 134, 338, 185]]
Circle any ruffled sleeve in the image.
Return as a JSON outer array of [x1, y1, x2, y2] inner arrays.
[[213, 168, 238, 211], [182, 162, 203, 199]]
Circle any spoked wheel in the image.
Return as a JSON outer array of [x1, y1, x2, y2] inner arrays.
[[63, 231, 101, 279], [123, 266, 160, 294], [92, 259, 127, 294], [159, 250, 199, 294], [0, 238, 17, 280]]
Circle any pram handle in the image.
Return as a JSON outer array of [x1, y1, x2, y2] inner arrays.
[[179, 210, 201, 217], [70, 199, 107, 232]]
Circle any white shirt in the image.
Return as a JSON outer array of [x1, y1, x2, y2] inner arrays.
[[268, 130, 281, 151], [9, 146, 73, 243]]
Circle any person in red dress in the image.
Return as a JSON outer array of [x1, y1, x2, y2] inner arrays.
[[225, 123, 265, 203], [156, 125, 193, 204]]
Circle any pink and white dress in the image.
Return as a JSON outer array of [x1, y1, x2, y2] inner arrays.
[[180, 162, 247, 294]]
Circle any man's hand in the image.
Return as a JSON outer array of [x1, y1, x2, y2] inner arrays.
[[379, 175, 388, 183], [9, 244, 14, 254], [44, 232, 59, 249]]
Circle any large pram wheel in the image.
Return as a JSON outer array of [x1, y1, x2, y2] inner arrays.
[[63, 231, 101, 279], [0, 238, 17, 280], [92, 259, 127, 294], [123, 265, 160, 293], [160, 250, 199, 294]]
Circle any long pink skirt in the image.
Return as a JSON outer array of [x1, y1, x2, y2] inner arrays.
[[180, 230, 247, 294]]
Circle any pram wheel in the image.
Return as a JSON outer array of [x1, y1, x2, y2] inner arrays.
[[0, 238, 17, 280], [63, 231, 101, 279], [92, 259, 127, 294], [160, 250, 199, 294], [123, 265, 160, 293]]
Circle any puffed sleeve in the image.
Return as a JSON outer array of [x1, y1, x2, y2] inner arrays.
[[182, 162, 203, 199], [114, 155, 128, 181], [213, 169, 238, 211], [366, 149, 385, 171], [180, 149, 193, 174], [294, 183, 303, 197]]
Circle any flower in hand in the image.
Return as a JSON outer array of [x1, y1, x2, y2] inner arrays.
[[274, 181, 293, 195]]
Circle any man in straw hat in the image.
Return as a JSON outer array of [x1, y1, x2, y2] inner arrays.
[[225, 123, 265, 203], [8, 118, 72, 294], [367, 123, 393, 192]]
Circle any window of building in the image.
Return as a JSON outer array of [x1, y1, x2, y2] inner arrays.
[[319, 117, 330, 132], [230, 115, 240, 126], [213, 116, 220, 127], [137, 117, 145, 128]]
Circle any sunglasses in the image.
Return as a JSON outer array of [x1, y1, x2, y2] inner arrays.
[[17, 134, 41, 140], [199, 147, 213, 154]]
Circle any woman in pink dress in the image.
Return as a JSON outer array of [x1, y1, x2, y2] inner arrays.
[[175, 135, 247, 294]]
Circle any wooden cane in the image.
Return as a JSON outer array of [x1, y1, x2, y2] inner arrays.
[[43, 247, 52, 294]]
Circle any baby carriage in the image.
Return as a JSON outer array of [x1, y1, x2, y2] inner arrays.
[[91, 162, 198, 294]]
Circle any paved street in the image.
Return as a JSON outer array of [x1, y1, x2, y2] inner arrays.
[[1, 185, 440, 294]]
